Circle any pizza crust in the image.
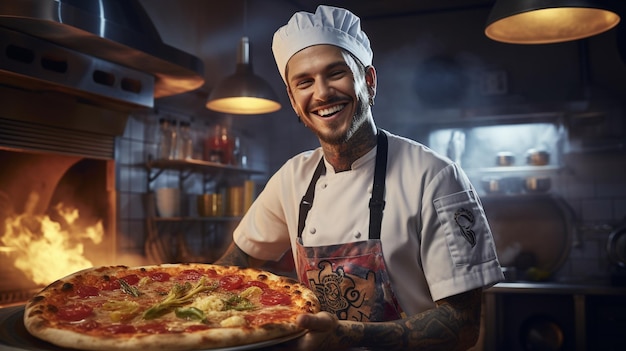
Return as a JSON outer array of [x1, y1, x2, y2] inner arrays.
[[24, 264, 319, 351], [26, 321, 301, 351]]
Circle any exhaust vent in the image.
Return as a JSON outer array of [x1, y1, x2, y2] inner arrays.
[[0, 27, 154, 108], [0, 0, 205, 110]]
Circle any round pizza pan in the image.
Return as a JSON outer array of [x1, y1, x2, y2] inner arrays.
[[0, 305, 306, 351]]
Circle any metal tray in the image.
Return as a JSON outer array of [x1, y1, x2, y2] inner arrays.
[[0, 305, 305, 351]]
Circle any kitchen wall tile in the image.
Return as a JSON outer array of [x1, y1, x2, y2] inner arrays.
[[596, 180, 626, 198], [116, 220, 131, 249], [613, 198, 626, 221], [116, 219, 145, 254], [141, 113, 159, 144], [577, 238, 600, 259], [562, 198, 583, 221], [128, 167, 148, 193], [118, 192, 146, 221], [570, 257, 605, 280], [116, 164, 131, 192], [128, 192, 146, 220], [118, 192, 131, 220], [144, 142, 157, 162], [581, 199, 613, 222], [129, 140, 145, 165], [123, 115, 146, 141], [117, 138, 132, 165], [563, 178, 595, 198]]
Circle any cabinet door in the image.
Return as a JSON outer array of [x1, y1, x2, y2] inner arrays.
[[586, 295, 626, 350]]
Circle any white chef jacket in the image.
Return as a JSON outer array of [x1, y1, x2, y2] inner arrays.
[[233, 130, 504, 315]]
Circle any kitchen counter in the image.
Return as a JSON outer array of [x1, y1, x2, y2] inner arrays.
[[483, 280, 626, 351], [487, 280, 626, 295]]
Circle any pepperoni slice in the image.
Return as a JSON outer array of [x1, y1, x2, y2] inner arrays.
[[148, 271, 171, 282], [176, 269, 204, 281], [98, 277, 121, 291], [219, 275, 244, 290], [56, 303, 93, 321], [118, 274, 140, 285], [75, 285, 100, 298], [259, 290, 291, 306], [204, 268, 219, 278]]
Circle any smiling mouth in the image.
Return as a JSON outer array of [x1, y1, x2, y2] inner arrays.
[[315, 104, 346, 117]]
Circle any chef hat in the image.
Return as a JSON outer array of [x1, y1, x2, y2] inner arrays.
[[272, 5, 373, 84]]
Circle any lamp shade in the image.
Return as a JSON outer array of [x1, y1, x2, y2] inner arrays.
[[485, 0, 621, 44], [206, 37, 281, 114]]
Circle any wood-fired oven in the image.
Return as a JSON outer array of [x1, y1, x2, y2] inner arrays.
[[0, 139, 116, 306], [0, 0, 205, 307]]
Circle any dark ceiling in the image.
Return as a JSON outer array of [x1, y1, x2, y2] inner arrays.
[[284, 0, 495, 20]]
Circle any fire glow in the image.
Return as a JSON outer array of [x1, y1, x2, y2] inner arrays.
[[1, 201, 103, 286]]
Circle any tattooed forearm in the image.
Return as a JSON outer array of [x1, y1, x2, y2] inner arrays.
[[213, 242, 265, 268], [350, 288, 482, 351]]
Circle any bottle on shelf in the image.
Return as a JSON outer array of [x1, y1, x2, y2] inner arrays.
[[232, 136, 241, 167], [169, 119, 178, 159], [177, 121, 193, 160], [204, 125, 223, 163], [219, 126, 235, 165], [158, 118, 176, 160]]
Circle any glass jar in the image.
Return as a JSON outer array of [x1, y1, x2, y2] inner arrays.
[[177, 121, 193, 160], [158, 118, 176, 160]]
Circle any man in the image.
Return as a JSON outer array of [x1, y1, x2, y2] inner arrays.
[[215, 5, 504, 350]]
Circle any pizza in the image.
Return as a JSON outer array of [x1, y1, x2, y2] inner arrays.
[[23, 263, 320, 351]]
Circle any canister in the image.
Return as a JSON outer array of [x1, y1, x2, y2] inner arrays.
[[197, 193, 223, 217], [226, 186, 244, 217]]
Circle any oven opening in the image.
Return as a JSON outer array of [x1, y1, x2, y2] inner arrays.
[[0, 149, 116, 306]]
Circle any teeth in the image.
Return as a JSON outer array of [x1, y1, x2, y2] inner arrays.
[[317, 104, 345, 117]]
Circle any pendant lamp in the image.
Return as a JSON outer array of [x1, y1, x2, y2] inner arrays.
[[206, 37, 281, 114], [485, 0, 621, 44]]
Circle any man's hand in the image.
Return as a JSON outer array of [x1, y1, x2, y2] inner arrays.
[[293, 312, 368, 351], [295, 312, 340, 350]]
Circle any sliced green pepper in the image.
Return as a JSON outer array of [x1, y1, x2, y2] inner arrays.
[[175, 307, 206, 321]]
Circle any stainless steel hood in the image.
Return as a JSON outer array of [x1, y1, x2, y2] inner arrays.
[[0, 0, 205, 110]]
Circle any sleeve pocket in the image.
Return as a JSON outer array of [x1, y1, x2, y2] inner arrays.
[[433, 190, 497, 266]]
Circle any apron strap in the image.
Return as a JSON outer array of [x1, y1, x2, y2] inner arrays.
[[297, 129, 388, 240], [369, 131, 388, 240], [297, 157, 326, 238]]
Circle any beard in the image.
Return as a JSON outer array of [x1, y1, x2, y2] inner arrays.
[[316, 93, 370, 145]]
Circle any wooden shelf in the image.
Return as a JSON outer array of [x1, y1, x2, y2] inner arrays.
[[147, 158, 262, 180], [152, 216, 242, 222]]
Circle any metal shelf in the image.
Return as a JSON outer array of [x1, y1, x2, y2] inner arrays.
[[465, 164, 562, 176], [146, 158, 263, 183], [144, 157, 259, 264]]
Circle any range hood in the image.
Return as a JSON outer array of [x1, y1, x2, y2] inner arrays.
[[0, 0, 205, 111]]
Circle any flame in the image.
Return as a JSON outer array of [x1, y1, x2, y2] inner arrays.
[[1, 201, 103, 285]]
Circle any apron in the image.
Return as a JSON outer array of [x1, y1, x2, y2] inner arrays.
[[295, 130, 403, 322]]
